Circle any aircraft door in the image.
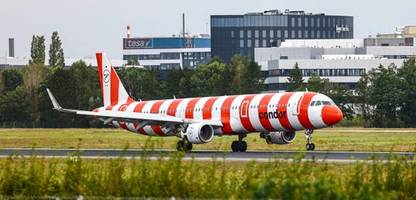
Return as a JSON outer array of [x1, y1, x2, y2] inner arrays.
[[240, 100, 249, 119], [290, 95, 303, 116]]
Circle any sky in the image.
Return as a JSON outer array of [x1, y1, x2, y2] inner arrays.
[[0, 0, 415, 59]]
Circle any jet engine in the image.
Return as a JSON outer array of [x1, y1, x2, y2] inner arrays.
[[263, 131, 296, 145], [184, 123, 215, 144]]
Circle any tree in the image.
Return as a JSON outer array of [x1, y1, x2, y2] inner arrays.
[[30, 35, 46, 65], [0, 70, 3, 95], [241, 60, 264, 93], [190, 59, 228, 96], [307, 72, 325, 93], [49, 32, 65, 68], [39, 67, 78, 127], [287, 63, 304, 92], [356, 74, 372, 126], [165, 68, 196, 98], [22, 64, 50, 123], [397, 58, 416, 127], [0, 86, 31, 123], [118, 68, 164, 100], [227, 55, 246, 94], [69, 60, 99, 109], [1, 68, 23, 92], [366, 64, 404, 127]]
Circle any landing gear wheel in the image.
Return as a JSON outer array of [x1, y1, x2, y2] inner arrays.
[[241, 141, 247, 152], [306, 143, 315, 151], [176, 140, 192, 152], [231, 141, 239, 152], [231, 141, 248, 152], [304, 129, 315, 151]]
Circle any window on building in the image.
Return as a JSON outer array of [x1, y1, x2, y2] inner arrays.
[[277, 30, 281, 38], [255, 30, 259, 38], [240, 40, 244, 48], [262, 30, 266, 38], [247, 30, 252, 38], [291, 18, 295, 27], [240, 30, 244, 38], [262, 40, 267, 47], [311, 18, 315, 27], [311, 31, 315, 38], [298, 30, 302, 38], [317, 31, 321, 38], [270, 30, 274, 38], [291, 30, 295, 38], [284, 30, 288, 38], [323, 18, 326, 27], [317, 18, 320, 27], [298, 18, 302, 26], [247, 40, 252, 47], [305, 18, 309, 27], [255, 39, 259, 47], [304, 30, 308, 38], [231, 31, 234, 38], [161, 53, 180, 60]]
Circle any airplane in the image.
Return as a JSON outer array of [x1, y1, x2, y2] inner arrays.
[[46, 52, 343, 152]]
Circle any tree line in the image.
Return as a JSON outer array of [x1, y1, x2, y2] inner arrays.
[[0, 32, 263, 127], [1, 32, 416, 128]]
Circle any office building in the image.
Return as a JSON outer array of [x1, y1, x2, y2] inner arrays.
[[211, 9, 353, 62]]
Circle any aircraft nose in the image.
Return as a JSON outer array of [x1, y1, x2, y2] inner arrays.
[[322, 105, 343, 126]]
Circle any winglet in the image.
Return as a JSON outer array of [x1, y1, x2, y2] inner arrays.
[[46, 88, 62, 110]]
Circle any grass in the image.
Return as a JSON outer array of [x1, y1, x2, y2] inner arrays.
[[0, 128, 416, 151], [0, 154, 415, 199]]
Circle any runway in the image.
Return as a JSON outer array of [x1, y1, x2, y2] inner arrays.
[[0, 148, 414, 163]]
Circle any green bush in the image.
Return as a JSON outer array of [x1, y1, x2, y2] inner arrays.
[[0, 153, 415, 199]]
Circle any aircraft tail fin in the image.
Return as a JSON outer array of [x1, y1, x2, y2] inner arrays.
[[96, 52, 133, 107]]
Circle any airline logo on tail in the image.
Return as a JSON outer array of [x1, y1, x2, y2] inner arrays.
[[96, 52, 133, 107]]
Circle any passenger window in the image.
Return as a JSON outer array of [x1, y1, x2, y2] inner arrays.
[[310, 101, 316, 106], [316, 101, 322, 106]]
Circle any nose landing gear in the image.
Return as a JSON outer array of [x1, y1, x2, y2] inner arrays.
[[305, 129, 315, 151], [231, 134, 247, 152]]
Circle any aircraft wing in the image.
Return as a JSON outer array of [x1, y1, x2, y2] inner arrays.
[[46, 88, 223, 127]]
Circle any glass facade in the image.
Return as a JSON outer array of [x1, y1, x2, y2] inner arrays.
[[211, 13, 354, 62], [268, 68, 366, 77]]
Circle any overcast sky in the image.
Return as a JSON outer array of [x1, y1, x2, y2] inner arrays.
[[0, 0, 415, 59]]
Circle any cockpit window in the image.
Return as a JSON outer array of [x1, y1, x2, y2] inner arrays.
[[322, 101, 332, 106], [310, 101, 316, 106], [315, 101, 322, 106]]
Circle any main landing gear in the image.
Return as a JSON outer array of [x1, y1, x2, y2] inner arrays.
[[177, 139, 192, 152], [231, 134, 247, 152], [305, 129, 315, 151]]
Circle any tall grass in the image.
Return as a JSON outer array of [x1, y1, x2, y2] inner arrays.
[[0, 153, 415, 199]]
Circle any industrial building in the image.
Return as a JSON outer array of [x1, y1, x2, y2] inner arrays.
[[255, 35, 416, 92], [211, 9, 354, 63], [122, 36, 211, 70]]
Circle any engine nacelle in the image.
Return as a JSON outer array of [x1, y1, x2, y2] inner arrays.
[[184, 123, 215, 144], [264, 131, 296, 145]]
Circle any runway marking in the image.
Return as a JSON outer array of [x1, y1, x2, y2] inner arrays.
[[0, 148, 414, 163]]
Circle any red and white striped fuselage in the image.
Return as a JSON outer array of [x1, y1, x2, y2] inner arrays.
[[46, 52, 344, 151], [98, 91, 343, 136]]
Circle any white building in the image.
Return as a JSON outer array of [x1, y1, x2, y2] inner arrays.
[[255, 38, 416, 92], [0, 56, 124, 69]]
